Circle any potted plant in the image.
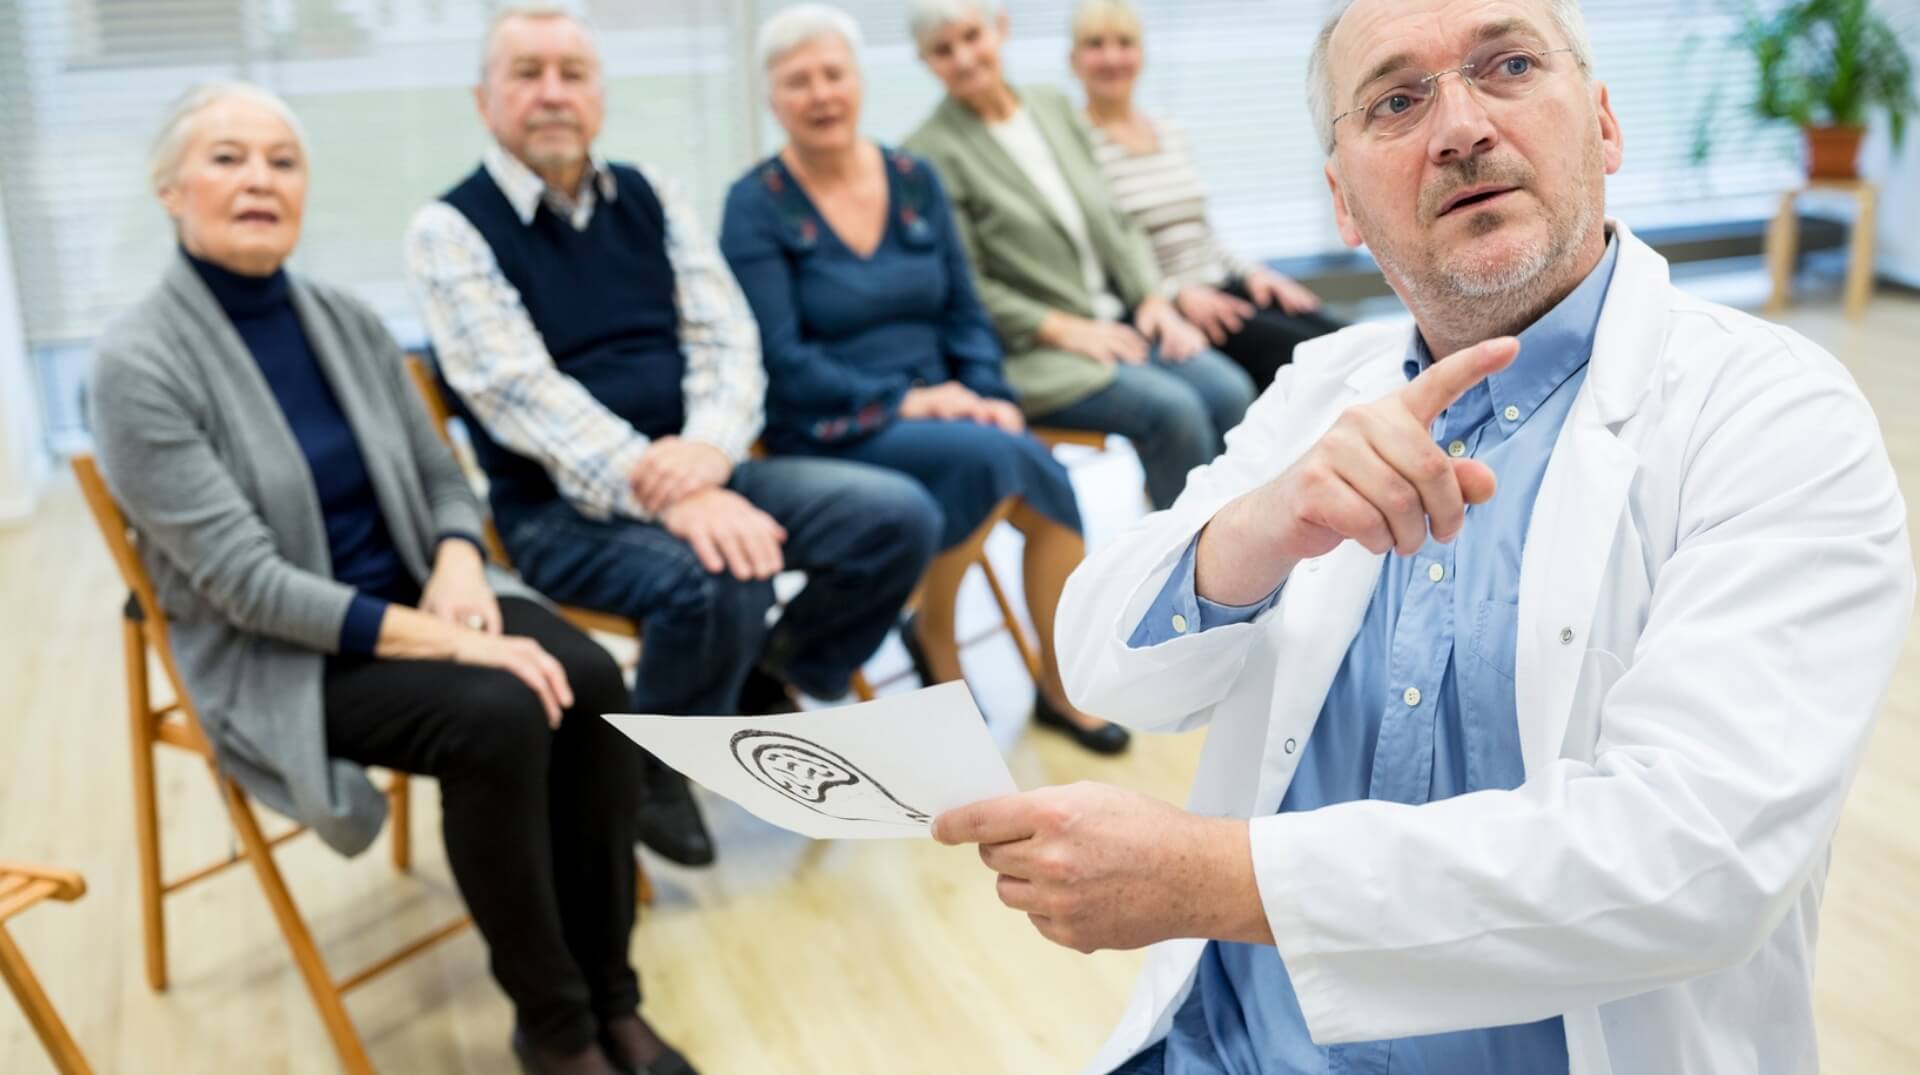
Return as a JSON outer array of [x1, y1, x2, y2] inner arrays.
[[1737, 0, 1916, 179]]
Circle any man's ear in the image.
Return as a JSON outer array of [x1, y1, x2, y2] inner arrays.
[[1592, 80, 1624, 176], [1326, 158, 1364, 248]]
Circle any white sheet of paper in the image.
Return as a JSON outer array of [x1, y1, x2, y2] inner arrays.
[[602, 681, 1018, 840]]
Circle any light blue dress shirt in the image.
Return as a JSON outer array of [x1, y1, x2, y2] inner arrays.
[[1126, 239, 1620, 1075]]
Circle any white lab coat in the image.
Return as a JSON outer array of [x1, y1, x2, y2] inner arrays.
[[1059, 223, 1914, 1075]]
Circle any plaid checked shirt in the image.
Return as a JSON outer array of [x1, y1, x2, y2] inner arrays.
[[405, 145, 765, 522]]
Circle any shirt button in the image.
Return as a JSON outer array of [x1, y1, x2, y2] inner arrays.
[[1427, 563, 1445, 583], [1560, 627, 1575, 645], [1403, 686, 1421, 707], [1448, 440, 1467, 457], [1171, 614, 1189, 634], [1284, 738, 1297, 754], [1504, 405, 1521, 422]]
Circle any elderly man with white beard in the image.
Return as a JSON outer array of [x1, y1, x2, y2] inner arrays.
[[931, 1, 1915, 1073]]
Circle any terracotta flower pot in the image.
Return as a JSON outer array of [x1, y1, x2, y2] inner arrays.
[[1803, 125, 1867, 180]]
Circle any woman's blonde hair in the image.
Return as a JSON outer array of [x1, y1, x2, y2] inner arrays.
[[1070, 0, 1143, 46]]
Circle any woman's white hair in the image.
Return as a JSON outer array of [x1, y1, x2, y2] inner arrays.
[[757, 3, 864, 73], [147, 80, 309, 194], [1306, 0, 1593, 155], [907, 0, 1003, 46]]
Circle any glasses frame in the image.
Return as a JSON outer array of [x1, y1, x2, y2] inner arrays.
[[1330, 45, 1580, 148]]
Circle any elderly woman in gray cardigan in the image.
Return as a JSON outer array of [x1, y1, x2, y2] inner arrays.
[[89, 83, 693, 1075]]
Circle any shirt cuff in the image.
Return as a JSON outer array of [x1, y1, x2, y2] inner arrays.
[[437, 531, 488, 559], [1126, 536, 1282, 648], [338, 593, 390, 656]]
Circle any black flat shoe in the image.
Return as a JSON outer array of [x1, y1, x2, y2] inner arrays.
[[636, 766, 716, 867], [1032, 694, 1131, 755], [599, 1014, 700, 1075], [511, 1028, 622, 1075]]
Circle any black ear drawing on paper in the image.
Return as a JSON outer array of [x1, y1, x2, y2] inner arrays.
[[730, 730, 931, 826]]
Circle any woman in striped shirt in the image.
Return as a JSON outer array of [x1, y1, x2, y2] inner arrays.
[[1072, 0, 1344, 388]]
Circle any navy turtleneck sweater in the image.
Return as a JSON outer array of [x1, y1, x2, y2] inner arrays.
[[187, 250, 419, 654]]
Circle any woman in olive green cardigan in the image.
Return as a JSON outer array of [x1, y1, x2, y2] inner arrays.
[[904, 0, 1255, 511]]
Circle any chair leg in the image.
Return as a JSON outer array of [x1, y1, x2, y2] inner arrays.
[[0, 924, 95, 1075], [123, 619, 168, 992], [389, 775, 412, 874], [977, 556, 1041, 680], [218, 776, 375, 1075], [635, 860, 655, 907], [849, 670, 877, 702]]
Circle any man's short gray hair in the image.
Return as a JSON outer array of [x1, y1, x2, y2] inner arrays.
[[480, 2, 595, 83], [147, 80, 309, 194], [907, 0, 1003, 47], [757, 3, 864, 73], [1306, 0, 1593, 155]]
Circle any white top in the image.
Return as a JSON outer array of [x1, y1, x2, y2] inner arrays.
[[988, 107, 1126, 322]]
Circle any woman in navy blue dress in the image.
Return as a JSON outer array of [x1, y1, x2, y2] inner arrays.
[[722, 5, 1125, 754]]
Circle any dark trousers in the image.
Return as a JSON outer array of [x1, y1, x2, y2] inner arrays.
[[1216, 277, 1347, 389], [505, 456, 941, 712], [324, 597, 642, 1051]]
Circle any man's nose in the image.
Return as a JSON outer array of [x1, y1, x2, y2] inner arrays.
[[1425, 74, 1499, 166]]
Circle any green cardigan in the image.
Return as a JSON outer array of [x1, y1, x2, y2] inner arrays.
[[906, 85, 1164, 415]]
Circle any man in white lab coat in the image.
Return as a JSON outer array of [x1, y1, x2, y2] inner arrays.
[[931, 0, 1915, 1072]]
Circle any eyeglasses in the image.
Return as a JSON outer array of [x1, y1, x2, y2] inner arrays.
[[1330, 43, 1580, 147]]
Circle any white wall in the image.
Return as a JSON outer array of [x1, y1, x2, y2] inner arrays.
[[1869, 18, 1920, 288], [0, 176, 48, 526]]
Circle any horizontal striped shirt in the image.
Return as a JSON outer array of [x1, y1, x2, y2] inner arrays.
[[1091, 115, 1261, 293]]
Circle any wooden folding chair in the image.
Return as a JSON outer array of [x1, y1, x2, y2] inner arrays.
[[403, 355, 1039, 693], [1030, 427, 1113, 453], [0, 862, 94, 1075], [73, 454, 654, 1075]]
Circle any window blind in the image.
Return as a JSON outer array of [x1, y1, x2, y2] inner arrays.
[[0, 0, 1817, 446]]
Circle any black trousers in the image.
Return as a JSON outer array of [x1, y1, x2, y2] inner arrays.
[[324, 597, 642, 1051], [1216, 277, 1347, 389]]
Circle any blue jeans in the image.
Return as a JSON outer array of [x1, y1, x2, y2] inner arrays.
[[504, 457, 940, 711], [1032, 348, 1256, 510]]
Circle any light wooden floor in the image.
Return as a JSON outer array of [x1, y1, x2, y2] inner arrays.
[[2, 289, 1917, 1074]]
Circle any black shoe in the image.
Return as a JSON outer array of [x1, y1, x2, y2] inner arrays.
[[511, 1028, 622, 1075], [898, 613, 940, 687], [737, 665, 800, 714], [598, 1019, 699, 1075], [1032, 693, 1131, 755], [636, 767, 716, 867]]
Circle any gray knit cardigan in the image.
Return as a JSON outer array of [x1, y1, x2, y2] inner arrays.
[[91, 252, 531, 855]]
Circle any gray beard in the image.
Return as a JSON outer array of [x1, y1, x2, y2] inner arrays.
[[1394, 192, 1600, 349]]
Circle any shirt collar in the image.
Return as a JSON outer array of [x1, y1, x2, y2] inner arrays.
[[483, 142, 617, 228], [1404, 232, 1620, 430]]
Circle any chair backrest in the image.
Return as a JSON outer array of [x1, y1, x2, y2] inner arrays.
[[403, 352, 457, 442], [71, 455, 168, 648], [70, 454, 210, 747], [401, 353, 516, 569]]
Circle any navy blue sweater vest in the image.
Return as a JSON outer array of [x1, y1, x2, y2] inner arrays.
[[440, 163, 685, 526]]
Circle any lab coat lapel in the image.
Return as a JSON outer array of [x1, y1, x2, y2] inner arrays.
[[1248, 354, 1407, 814], [1516, 222, 1668, 775]]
